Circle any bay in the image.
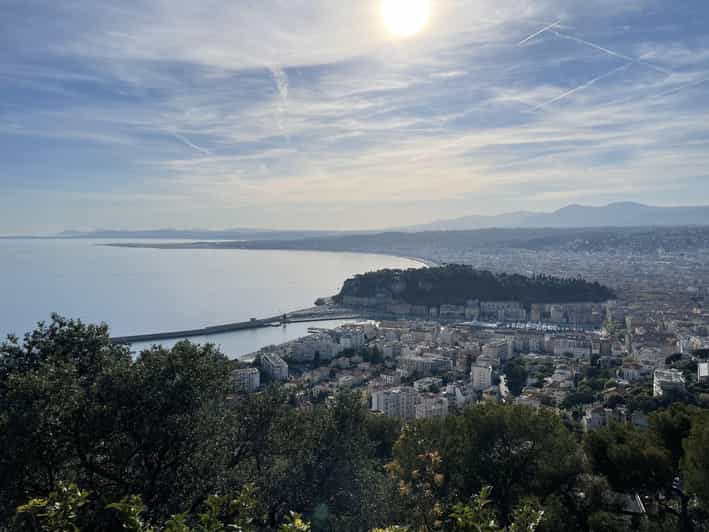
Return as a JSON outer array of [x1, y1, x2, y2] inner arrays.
[[0, 239, 422, 358]]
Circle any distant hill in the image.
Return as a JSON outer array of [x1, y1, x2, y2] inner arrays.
[[55, 228, 358, 241], [335, 264, 615, 307], [51, 202, 709, 241], [406, 202, 709, 231], [108, 225, 709, 255]]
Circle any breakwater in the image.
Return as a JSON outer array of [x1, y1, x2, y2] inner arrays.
[[111, 309, 361, 344]]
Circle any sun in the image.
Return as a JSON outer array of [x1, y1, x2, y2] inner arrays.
[[381, 0, 430, 38]]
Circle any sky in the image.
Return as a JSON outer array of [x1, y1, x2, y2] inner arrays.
[[1, 0, 709, 234]]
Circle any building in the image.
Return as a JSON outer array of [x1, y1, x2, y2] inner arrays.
[[471, 363, 493, 391], [553, 336, 592, 358], [513, 333, 545, 354], [399, 355, 452, 376], [371, 386, 417, 420], [479, 301, 526, 322], [482, 340, 511, 361], [698, 362, 709, 383], [339, 331, 365, 351], [415, 396, 449, 419], [382, 373, 402, 386], [619, 362, 644, 382], [482, 385, 500, 403], [232, 367, 260, 393], [581, 406, 628, 432], [413, 376, 443, 392], [260, 353, 289, 381], [653, 369, 686, 397]]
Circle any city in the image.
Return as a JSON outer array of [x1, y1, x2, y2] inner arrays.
[[236, 304, 709, 429]]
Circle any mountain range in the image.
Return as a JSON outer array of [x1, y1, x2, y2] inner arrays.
[[45, 202, 709, 240], [404, 202, 709, 231]]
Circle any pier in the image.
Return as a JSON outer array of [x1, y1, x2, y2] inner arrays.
[[110, 308, 362, 344]]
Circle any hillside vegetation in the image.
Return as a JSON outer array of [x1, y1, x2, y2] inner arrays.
[[336, 265, 615, 307]]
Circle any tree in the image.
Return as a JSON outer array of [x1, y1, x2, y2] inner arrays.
[[561, 391, 596, 410], [585, 423, 673, 494], [15, 482, 90, 532], [503, 359, 528, 397], [392, 404, 582, 526], [683, 415, 709, 508], [650, 404, 703, 469], [0, 316, 237, 524], [15, 483, 307, 532]]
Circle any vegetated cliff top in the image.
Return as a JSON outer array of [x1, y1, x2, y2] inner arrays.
[[335, 264, 615, 307]]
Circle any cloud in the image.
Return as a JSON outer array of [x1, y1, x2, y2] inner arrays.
[[2, 0, 709, 231]]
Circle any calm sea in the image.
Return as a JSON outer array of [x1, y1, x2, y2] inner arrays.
[[0, 239, 421, 358]]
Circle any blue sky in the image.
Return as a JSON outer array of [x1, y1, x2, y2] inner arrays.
[[1, 0, 709, 234]]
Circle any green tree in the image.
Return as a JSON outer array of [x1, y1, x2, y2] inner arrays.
[[585, 423, 673, 494], [683, 415, 709, 508], [15, 482, 90, 532], [0, 316, 238, 524], [392, 404, 582, 526], [503, 359, 528, 397]]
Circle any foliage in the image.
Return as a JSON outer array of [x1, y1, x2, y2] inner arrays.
[[336, 265, 615, 307], [390, 404, 581, 526], [584, 423, 673, 493], [5, 315, 709, 532], [560, 391, 596, 410], [683, 415, 709, 507], [16, 482, 89, 532], [502, 359, 527, 397], [0, 315, 235, 525]]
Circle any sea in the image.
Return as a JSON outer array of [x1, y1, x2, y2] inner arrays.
[[0, 239, 422, 359]]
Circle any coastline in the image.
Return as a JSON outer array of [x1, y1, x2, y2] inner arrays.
[[103, 241, 440, 269]]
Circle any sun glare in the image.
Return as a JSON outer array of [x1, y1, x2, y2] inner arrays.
[[381, 0, 430, 38]]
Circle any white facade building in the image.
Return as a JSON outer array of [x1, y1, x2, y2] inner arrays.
[[470, 363, 493, 391], [698, 362, 709, 383], [261, 353, 289, 381], [399, 355, 452, 376], [553, 336, 592, 358], [413, 376, 443, 392], [371, 386, 417, 420], [415, 396, 449, 419], [482, 340, 511, 361], [232, 367, 260, 393], [653, 369, 686, 397]]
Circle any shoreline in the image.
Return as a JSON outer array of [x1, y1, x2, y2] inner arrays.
[[102, 241, 440, 269]]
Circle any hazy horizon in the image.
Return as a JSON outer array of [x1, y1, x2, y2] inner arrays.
[[1, 200, 706, 237], [2, 1, 709, 234]]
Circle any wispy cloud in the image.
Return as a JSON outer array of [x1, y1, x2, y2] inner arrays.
[[268, 64, 290, 138], [1, 0, 709, 232]]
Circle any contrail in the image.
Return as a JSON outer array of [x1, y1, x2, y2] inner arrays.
[[532, 62, 632, 111], [173, 133, 212, 156], [517, 20, 561, 47], [651, 76, 709, 100], [552, 30, 671, 75]]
